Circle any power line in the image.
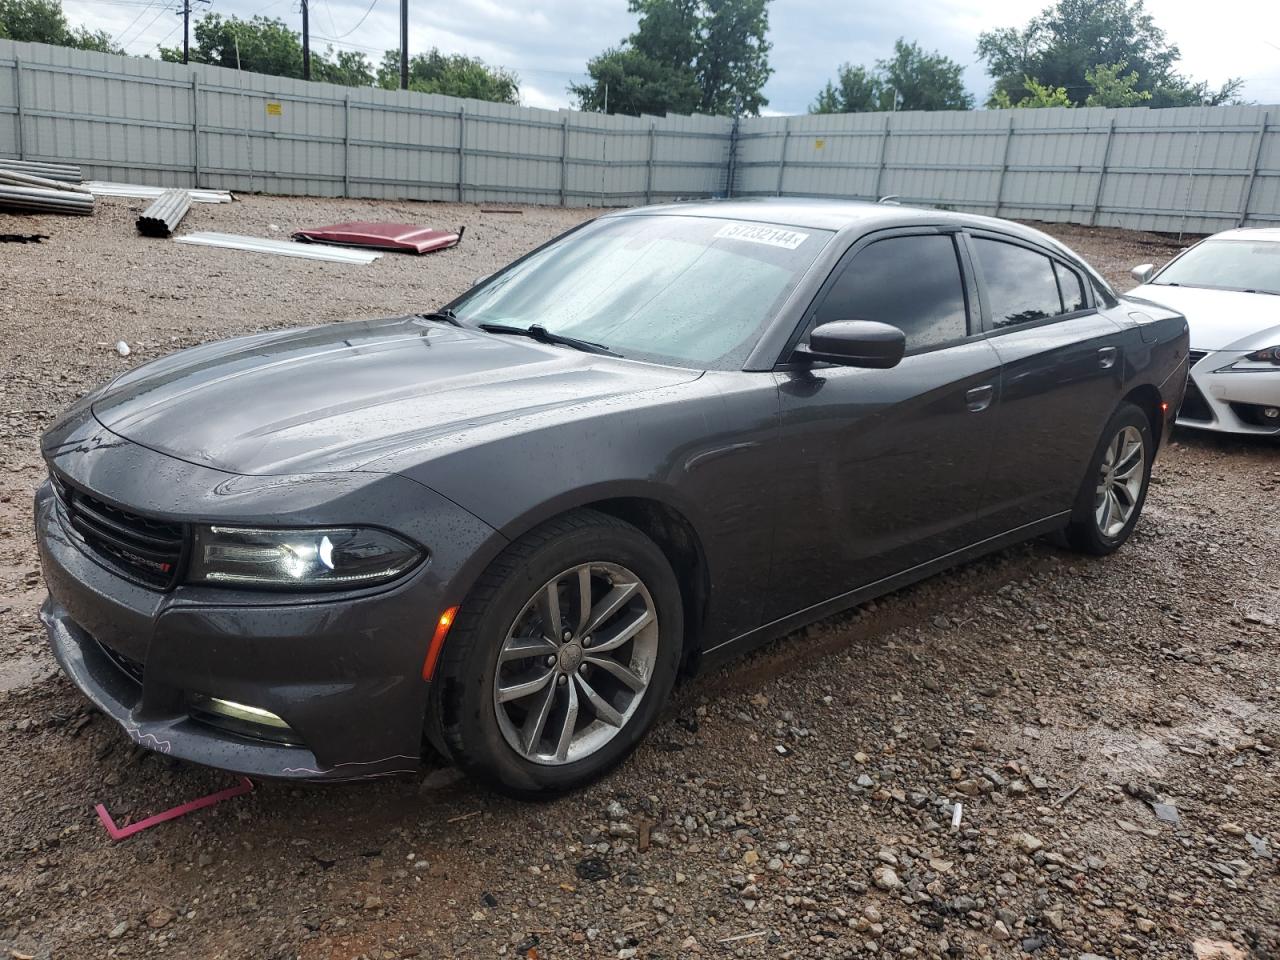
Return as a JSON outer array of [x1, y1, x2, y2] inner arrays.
[[322, 0, 378, 40], [311, 32, 381, 54], [111, 0, 163, 45], [119, 0, 172, 48]]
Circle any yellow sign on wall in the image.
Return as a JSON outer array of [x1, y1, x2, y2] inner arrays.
[[814, 138, 825, 150], [266, 102, 283, 117]]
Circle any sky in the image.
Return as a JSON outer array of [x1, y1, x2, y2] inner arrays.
[[61, 0, 1280, 113]]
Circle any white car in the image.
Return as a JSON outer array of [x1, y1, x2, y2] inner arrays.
[[1129, 227, 1280, 437]]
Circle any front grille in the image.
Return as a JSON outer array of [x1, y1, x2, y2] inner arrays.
[[1178, 379, 1214, 422], [1188, 349, 1208, 367], [52, 474, 187, 588]]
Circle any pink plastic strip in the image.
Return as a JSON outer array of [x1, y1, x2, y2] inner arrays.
[[94, 776, 254, 841]]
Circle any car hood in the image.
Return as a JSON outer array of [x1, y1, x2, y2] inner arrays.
[[1129, 284, 1280, 351], [90, 316, 701, 476]]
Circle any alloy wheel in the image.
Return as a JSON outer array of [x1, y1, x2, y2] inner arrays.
[[1094, 424, 1145, 538], [493, 562, 659, 765]]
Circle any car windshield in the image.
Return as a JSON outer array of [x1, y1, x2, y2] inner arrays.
[[1153, 239, 1280, 295], [451, 214, 833, 369]]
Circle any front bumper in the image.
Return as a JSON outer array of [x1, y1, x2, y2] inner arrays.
[[34, 426, 504, 781], [1178, 350, 1280, 436]]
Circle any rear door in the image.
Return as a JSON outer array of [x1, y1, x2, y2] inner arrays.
[[966, 232, 1126, 531], [765, 228, 1003, 622]]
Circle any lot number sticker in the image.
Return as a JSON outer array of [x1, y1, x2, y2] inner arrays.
[[714, 223, 809, 250]]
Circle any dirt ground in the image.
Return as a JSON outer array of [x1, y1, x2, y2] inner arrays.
[[0, 197, 1275, 960]]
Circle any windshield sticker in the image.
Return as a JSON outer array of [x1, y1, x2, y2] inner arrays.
[[714, 223, 810, 250]]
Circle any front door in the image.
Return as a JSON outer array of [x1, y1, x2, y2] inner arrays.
[[765, 230, 1002, 623]]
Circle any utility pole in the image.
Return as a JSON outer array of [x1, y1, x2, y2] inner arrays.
[[180, 0, 208, 66], [301, 0, 311, 81], [396, 0, 407, 89]]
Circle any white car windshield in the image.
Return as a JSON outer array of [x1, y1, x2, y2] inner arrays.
[[1153, 239, 1280, 296], [454, 214, 833, 369]]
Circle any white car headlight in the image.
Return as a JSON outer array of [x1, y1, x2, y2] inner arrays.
[[188, 526, 423, 589], [1244, 345, 1280, 365]]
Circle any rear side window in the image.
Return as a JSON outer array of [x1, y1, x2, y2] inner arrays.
[[814, 234, 968, 350], [973, 238, 1063, 328], [1054, 261, 1087, 312]]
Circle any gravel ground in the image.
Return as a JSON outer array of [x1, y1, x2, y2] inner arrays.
[[0, 197, 1275, 960]]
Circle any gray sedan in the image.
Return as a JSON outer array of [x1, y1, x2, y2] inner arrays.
[[36, 199, 1187, 795]]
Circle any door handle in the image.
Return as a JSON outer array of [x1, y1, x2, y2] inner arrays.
[[965, 384, 994, 412], [1098, 346, 1118, 369]]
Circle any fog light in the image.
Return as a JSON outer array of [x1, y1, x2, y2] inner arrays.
[[1265, 407, 1280, 420], [188, 693, 302, 745]]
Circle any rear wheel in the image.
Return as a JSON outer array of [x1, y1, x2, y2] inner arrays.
[[1065, 403, 1154, 555], [430, 510, 682, 797]]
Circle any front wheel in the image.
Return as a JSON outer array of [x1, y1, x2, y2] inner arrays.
[[430, 510, 683, 797], [1065, 403, 1154, 555]]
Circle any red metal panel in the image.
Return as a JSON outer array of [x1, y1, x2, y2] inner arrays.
[[292, 222, 462, 254]]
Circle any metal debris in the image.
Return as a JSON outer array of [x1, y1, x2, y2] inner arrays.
[[293, 222, 464, 254], [0, 168, 88, 193], [0, 159, 82, 183], [136, 190, 192, 238], [0, 182, 94, 216], [86, 182, 232, 204], [173, 232, 382, 264]]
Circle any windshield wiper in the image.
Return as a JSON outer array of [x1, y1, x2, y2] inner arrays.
[[418, 308, 461, 326], [478, 322, 619, 356]]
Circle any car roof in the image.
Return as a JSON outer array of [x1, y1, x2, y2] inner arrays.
[[1202, 227, 1280, 243], [607, 196, 1077, 254]]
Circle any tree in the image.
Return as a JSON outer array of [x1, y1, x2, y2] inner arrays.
[[314, 48, 375, 87], [977, 0, 1242, 108], [571, 48, 701, 116], [571, 0, 772, 117], [1084, 61, 1151, 107], [810, 64, 888, 113], [991, 77, 1074, 108], [810, 39, 972, 113], [0, 0, 123, 53], [696, 0, 772, 116], [375, 48, 519, 103], [878, 39, 974, 111], [161, 15, 305, 75]]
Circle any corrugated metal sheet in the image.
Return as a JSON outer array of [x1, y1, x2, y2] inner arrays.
[[1, 38, 1276, 230]]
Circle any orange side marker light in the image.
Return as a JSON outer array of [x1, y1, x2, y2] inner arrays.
[[422, 605, 460, 681]]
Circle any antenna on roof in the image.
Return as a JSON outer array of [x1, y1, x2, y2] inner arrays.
[[878, 195, 902, 205]]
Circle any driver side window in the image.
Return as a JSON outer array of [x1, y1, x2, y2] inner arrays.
[[813, 234, 969, 352]]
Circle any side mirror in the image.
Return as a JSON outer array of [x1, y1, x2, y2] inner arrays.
[[793, 320, 906, 369], [1130, 263, 1155, 284]]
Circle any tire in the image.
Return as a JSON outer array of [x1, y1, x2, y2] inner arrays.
[[1065, 402, 1154, 556], [429, 509, 683, 797]]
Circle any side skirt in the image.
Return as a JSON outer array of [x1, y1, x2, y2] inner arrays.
[[697, 511, 1071, 671]]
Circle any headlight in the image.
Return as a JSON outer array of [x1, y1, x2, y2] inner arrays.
[[1245, 345, 1280, 365], [188, 526, 423, 590]]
